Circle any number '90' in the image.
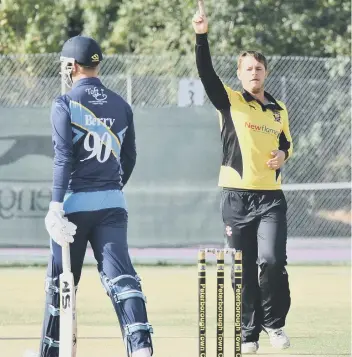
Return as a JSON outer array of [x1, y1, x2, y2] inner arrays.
[[81, 131, 112, 163]]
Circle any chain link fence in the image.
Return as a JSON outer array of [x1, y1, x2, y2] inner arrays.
[[1, 53, 350, 183], [0, 53, 351, 242]]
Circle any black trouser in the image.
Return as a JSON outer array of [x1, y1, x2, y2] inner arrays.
[[221, 188, 291, 343]]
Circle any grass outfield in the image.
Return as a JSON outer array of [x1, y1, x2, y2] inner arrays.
[[0, 265, 350, 357]]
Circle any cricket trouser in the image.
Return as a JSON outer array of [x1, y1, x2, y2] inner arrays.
[[220, 188, 291, 343], [39, 206, 153, 357]]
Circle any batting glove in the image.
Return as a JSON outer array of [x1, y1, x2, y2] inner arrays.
[[45, 202, 77, 246]]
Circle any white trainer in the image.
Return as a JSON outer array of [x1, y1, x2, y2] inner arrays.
[[263, 326, 290, 349], [242, 341, 259, 354]]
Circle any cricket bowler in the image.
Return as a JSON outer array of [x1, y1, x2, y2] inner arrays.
[[193, 9, 293, 354]]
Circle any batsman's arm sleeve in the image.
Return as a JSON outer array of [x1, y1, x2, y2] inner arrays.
[[120, 105, 136, 187], [50, 98, 73, 202], [278, 103, 293, 161], [195, 33, 230, 110]]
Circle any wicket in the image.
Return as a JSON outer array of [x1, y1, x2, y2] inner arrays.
[[198, 248, 243, 357]]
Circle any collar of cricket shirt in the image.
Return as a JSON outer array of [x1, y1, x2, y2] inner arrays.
[[242, 90, 283, 112], [72, 77, 102, 89]]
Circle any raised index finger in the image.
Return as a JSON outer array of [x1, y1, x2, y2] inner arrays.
[[198, 0, 206, 16]]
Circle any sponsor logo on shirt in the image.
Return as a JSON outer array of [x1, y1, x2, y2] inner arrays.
[[245, 122, 280, 137]]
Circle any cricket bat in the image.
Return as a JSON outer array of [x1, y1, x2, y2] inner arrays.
[[198, 0, 206, 16], [59, 241, 77, 357]]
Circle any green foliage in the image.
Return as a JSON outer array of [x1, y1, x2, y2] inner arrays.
[[78, 0, 122, 47], [102, 0, 351, 57], [0, 0, 71, 53], [0, 0, 350, 56], [103, 0, 195, 55]]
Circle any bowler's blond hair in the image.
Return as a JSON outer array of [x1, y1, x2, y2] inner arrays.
[[237, 51, 268, 70]]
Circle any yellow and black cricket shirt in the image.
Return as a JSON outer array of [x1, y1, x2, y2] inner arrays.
[[195, 33, 293, 191]]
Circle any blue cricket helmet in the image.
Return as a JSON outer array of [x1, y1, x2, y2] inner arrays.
[[61, 35, 103, 67]]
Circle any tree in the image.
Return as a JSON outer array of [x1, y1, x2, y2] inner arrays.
[[0, 0, 78, 54], [103, 0, 351, 57], [0, 0, 350, 57], [77, 1, 123, 47]]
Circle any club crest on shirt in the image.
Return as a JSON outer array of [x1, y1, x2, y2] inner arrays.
[[273, 111, 281, 123], [85, 87, 108, 105]]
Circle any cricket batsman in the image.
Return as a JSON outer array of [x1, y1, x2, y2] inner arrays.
[[38, 35, 153, 357], [193, 6, 293, 354]]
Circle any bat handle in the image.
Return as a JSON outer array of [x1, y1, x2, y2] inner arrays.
[[62, 241, 71, 272]]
